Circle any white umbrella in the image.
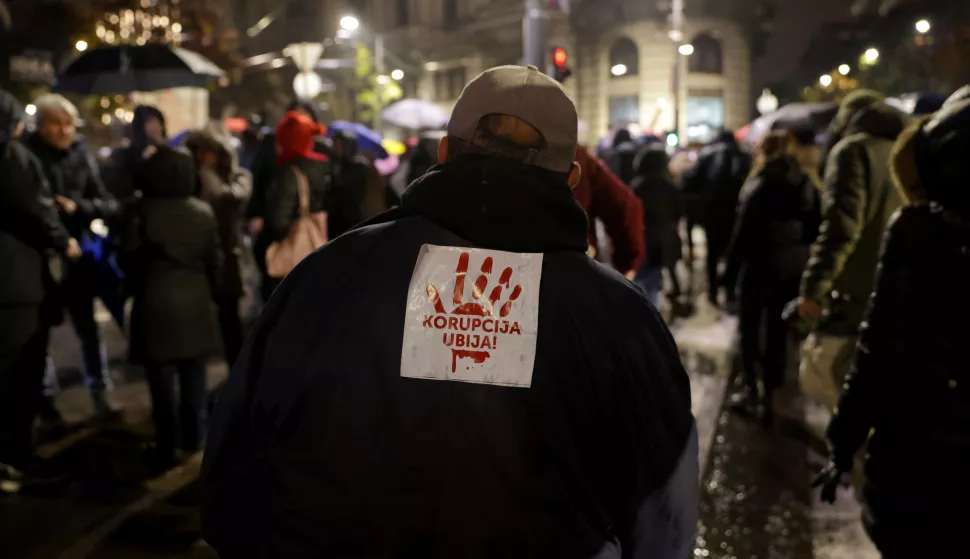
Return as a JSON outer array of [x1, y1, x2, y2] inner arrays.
[[381, 98, 450, 130]]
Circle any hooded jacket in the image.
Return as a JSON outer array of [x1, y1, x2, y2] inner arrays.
[[185, 122, 253, 299], [826, 99, 970, 524], [682, 132, 752, 234], [202, 156, 698, 559], [800, 103, 907, 335], [106, 105, 168, 200]]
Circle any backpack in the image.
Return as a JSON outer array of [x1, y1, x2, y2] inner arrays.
[[265, 167, 327, 278]]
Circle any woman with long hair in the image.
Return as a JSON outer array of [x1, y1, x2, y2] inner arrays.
[[721, 128, 822, 425], [814, 93, 970, 558]]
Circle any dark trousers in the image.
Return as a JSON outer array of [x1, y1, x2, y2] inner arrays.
[[144, 360, 207, 462], [738, 278, 798, 402], [704, 224, 733, 305], [216, 296, 243, 368], [63, 292, 110, 394], [0, 306, 49, 469]]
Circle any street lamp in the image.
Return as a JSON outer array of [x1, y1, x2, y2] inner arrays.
[[25, 104, 36, 116], [839, 64, 850, 75], [678, 43, 694, 56], [819, 74, 833, 87], [391, 69, 404, 81], [915, 19, 931, 34], [75, 40, 88, 52], [611, 63, 627, 76], [340, 15, 360, 31], [864, 48, 880, 63], [756, 88, 779, 115]]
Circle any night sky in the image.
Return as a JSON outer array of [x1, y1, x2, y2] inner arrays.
[[752, 0, 846, 86]]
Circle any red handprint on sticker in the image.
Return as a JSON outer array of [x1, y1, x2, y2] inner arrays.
[[427, 251, 523, 318], [426, 251, 524, 372]]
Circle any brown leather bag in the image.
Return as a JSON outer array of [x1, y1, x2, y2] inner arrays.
[[265, 167, 327, 278]]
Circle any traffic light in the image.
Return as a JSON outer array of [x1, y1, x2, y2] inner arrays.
[[551, 47, 572, 83]]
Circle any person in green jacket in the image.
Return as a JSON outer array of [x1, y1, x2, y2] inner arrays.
[[796, 99, 909, 410]]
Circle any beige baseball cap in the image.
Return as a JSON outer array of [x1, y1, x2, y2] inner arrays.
[[446, 65, 578, 173]]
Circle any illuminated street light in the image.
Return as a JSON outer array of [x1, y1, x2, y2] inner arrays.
[[611, 63, 628, 76], [864, 48, 880, 63], [76, 40, 88, 52], [839, 64, 850, 75], [915, 19, 931, 34], [678, 43, 694, 56], [340, 15, 360, 31], [25, 104, 36, 116], [391, 69, 404, 81], [819, 74, 833, 87]]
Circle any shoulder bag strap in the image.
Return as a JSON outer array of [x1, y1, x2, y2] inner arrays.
[[292, 166, 310, 217]]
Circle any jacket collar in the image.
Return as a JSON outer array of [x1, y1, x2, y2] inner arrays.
[[370, 157, 589, 254]]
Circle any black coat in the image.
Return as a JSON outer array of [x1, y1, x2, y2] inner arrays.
[[827, 205, 970, 512], [630, 148, 683, 268], [601, 140, 639, 185], [0, 139, 70, 306], [121, 147, 223, 365], [202, 158, 698, 558], [254, 157, 330, 273], [722, 157, 821, 288], [683, 139, 752, 235], [24, 134, 118, 239]]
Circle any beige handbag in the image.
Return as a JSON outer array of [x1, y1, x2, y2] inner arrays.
[[265, 167, 327, 278]]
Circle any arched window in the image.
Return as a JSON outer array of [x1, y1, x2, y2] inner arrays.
[[688, 33, 723, 74], [608, 37, 639, 78]]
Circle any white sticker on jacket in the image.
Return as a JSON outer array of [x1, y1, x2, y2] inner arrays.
[[401, 245, 543, 388]]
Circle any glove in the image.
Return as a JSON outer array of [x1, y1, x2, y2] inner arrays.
[[811, 460, 851, 504]]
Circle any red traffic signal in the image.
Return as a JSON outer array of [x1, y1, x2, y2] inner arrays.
[[553, 47, 567, 67]]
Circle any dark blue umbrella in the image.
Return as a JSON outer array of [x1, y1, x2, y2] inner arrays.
[[327, 121, 389, 159], [54, 44, 224, 95]]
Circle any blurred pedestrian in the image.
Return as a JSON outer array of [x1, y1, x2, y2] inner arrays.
[[185, 122, 253, 367], [328, 130, 370, 233], [572, 144, 645, 279], [203, 65, 697, 558], [120, 144, 223, 470], [254, 111, 330, 300], [796, 101, 908, 410], [721, 129, 821, 425], [0, 89, 81, 493], [600, 127, 639, 184], [819, 89, 882, 177], [105, 105, 167, 200], [630, 146, 684, 307], [814, 94, 970, 558], [24, 94, 119, 418], [682, 130, 752, 308]]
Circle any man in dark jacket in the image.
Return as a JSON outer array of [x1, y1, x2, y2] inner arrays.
[[796, 102, 906, 410], [25, 94, 119, 417], [630, 146, 683, 306], [0, 89, 81, 493], [202, 65, 698, 558], [600, 128, 639, 185], [682, 130, 751, 307], [185, 122, 253, 366]]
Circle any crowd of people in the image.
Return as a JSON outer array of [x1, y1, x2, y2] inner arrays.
[[1, 67, 969, 557]]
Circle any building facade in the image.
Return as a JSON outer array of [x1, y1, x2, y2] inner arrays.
[[358, 0, 751, 145]]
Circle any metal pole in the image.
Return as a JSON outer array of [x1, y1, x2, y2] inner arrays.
[[523, 0, 548, 70], [671, 0, 684, 144], [374, 33, 385, 131]]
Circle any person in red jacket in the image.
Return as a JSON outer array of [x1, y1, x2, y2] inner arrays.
[[572, 144, 645, 279]]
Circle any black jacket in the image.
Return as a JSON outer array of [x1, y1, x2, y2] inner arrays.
[[827, 205, 970, 507], [24, 133, 118, 239], [202, 157, 698, 559], [254, 157, 330, 273], [602, 140, 639, 185], [630, 148, 683, 268], [723, 157, 821, 288], [683, 138, 752, 233], [121, 147, 223, 365], [0, 138, 70, 306]]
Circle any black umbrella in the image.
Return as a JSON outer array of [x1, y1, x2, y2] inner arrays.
[[53, 44, 224, 95]]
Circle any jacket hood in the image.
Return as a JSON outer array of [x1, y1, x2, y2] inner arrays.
[[891, 98, 970, 217], [131, 105, 167, 147], [185, 120, 238, 182], [832, 89, 883, 133], [137, 146, 196, 198], [0, 88, 23, 142], [398, 156, 589, 254], [844, 102, 910, 142], [633, 146, 670, 178]]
